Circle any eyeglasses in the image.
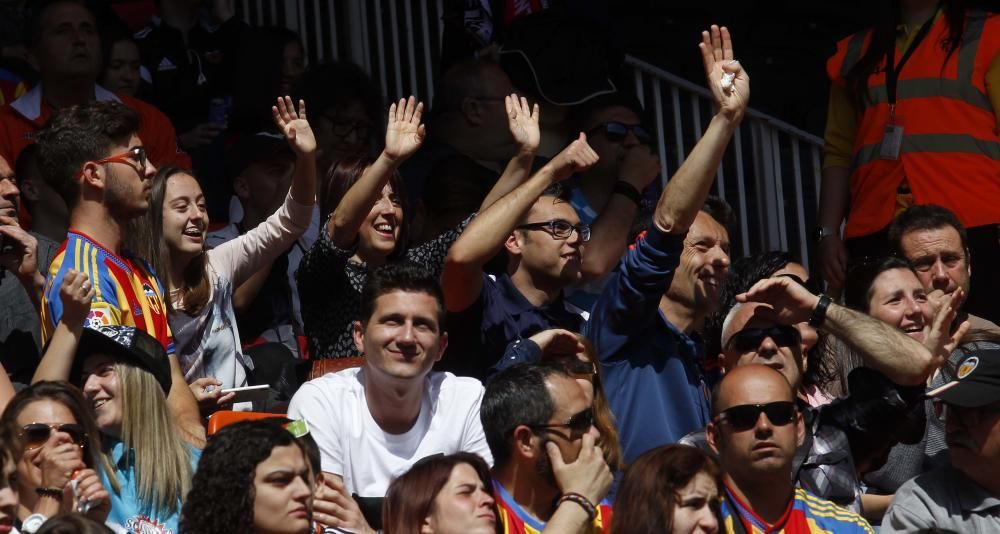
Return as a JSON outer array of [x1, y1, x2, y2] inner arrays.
[[19, 423, 88, 450], [588, 121, 652, 145], [81, 146, 148, 177], [726, 325, 801, 352], [322, 114, 369, 140], [714, 401, 796, 432], [528, 408, 594, 437], [516, 219, 591, 242]]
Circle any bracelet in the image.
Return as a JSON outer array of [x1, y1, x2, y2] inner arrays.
[[35, 487, 63, 501], [809, 294, 832, 327], [557, 492, 597, 521], [612, 180, 642, 207]]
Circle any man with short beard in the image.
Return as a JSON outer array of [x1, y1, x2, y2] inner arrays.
[[482, 362, 614, 533], [33, 100, 204, 445]]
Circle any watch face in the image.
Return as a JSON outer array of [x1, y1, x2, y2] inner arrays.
[[23, 513, 47, 532]]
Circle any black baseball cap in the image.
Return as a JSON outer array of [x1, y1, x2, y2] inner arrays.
[[74, 325, 172, 394], [929, 349, 1000, 408]]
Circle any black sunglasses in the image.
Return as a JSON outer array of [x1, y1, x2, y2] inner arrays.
[[715, 401, 797, 431], [20, 423, 88, 450], [727, 325, 801, 352], [516, 219, 591, 242], [589, 121, 652, 145], [528, 408, 594, 436]]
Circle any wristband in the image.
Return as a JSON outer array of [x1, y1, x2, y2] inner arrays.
[[612, 180, 642, 207], [809, 294, 832, 327], [35, 487, 63, 501], [557, 492, 597, 521]]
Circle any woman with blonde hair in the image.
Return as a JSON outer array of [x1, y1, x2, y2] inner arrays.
[[75, 324, 199, 533]]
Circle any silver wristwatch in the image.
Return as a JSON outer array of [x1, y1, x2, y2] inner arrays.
[[21, 513, 48, 534]]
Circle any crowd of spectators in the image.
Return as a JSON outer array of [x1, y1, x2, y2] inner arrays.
[[0, 0, 998, 533]]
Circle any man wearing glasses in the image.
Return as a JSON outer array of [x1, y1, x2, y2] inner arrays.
[[883, 349, 1000, 533], [707, 364, 873, 533], [442, 135, 598, 377], [483, 362, 614, 533], [563, 95, 662, 310], [33, 100, 204, 446]]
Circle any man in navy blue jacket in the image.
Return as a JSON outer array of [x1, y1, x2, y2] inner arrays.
[[583, 25, 749, 464]]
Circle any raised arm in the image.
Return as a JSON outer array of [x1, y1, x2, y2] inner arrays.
[[580, 144, 660, 280], [736, 277, 964, 386], [654, 25, 748, 235], [442, 134, 598, 312], [327, 96, 424, 247], [274, 96, 318, 207], [217, 97, 318, 286], [33, 270, 94, 383], [479, 95, 540, 210]]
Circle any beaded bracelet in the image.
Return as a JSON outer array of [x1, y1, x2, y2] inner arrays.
[[35, 487, 63, 501], [557, 492, 597, 521]]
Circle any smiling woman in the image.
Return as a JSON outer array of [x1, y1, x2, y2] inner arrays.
[[0, 382, 112, 528], [129, 97, 316, 411]]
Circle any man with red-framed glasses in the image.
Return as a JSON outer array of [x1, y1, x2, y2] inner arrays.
[[32, 100, 204, 447], [707, 365, 873, 533]]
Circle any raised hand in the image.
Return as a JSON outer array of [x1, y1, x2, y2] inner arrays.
[[505, 94, 540, 155], [272, 96, 316, 155], [923, 288, 971, 370], [548, 133, 599, 182], [59, 270, 94, 328], [0, 215, 39, 280], [383, 96, 425, 163], [619, 144, 660, 191], [528, 329, 585, 359], [737, 276, 820, 326], [699, 25, 749, 123]]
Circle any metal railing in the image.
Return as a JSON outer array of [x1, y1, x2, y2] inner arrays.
[[628, 56, 825, 269], [239, 0, 824, 269]]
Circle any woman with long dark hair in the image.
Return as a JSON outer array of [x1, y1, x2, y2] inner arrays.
[[129, 97, 315, 410], [181, 419, 315, 534]]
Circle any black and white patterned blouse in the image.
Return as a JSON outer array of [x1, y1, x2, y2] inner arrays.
[[296, 215, 473, 359]]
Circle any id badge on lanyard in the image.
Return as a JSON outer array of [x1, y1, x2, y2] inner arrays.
[[880, 8, 936, 161], [880, 104, 904, 160]]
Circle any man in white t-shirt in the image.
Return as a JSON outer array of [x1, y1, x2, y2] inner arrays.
[[287, 263, 492, 532]]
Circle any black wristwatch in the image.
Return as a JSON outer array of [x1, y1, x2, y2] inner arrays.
[[815, 226, 837, 243], [809, 294, 832, 327], [612, 180, 642, 207]]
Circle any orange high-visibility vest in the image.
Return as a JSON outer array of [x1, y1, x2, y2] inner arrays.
[[827, 10, 1000, 238]]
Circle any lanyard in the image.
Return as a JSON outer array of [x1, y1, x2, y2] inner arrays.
[[885, 8, 938, 110]]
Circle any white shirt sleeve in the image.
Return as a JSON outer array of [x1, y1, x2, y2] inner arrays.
[[288, 380, 344, 476]]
